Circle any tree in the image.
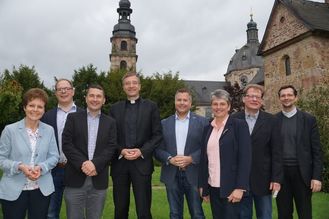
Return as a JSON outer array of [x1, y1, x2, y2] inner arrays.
[[0, 78, 23, 132], [224, 82, 244, 113], [298, 83, 329, 193], [71, 64, 107, 109], [1, 65, 54, 120], [141, 72, 185, 119]]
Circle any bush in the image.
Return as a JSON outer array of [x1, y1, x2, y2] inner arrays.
[[298, 85, 329, 193]]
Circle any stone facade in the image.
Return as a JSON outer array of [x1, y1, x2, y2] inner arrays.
[[259, 0, 329, 113], [225, 68, 260, 87]]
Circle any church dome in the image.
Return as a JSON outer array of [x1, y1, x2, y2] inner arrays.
[[119, 0, 131, 8]]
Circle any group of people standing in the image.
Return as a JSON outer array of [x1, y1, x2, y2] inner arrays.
[[0, 72, 323, 219]]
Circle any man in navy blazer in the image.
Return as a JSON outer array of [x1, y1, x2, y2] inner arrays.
[[155, 88, 208, 219], [275, 85, 323, 219], [41, 79, 83, 219], [62, 84, 117, 219], [231, 84, 282, 219]]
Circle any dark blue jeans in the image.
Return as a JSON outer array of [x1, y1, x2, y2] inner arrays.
[[240, 192, 272, 219], [165, 170, 205, 219], [47, 167, 65, 219]]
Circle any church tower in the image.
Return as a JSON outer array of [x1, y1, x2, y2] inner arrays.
[[225, 14, 264, 87], [110, 0, 138, 72]]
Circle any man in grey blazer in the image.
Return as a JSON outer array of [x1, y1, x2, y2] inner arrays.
[[155, 88, 208, 219]]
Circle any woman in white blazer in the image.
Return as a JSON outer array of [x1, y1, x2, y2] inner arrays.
[[0, 88, 59, 219]]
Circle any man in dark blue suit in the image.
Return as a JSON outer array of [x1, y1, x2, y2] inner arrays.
[[155, 88, 208, 219], [41, 79, 83, 219]]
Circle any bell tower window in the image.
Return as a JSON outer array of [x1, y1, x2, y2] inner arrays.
[[121, 41, 128, 51]]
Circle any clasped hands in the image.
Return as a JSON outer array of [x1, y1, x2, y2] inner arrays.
[[121, 148, 142, 160], [19, 164, 41, 181], [169, 155, 192, 169], [81, 160, 97, 176]]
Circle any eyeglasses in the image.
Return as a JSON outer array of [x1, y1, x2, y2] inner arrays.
[[56, 87, 73, 92], [245, 94, 262, 100]]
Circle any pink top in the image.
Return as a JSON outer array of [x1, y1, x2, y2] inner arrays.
[[207, 116, 228, 187]]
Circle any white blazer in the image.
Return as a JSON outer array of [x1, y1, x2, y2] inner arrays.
[[0, 118, 59, 201]]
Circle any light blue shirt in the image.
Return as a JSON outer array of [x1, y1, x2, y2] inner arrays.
[[175, 111, 190, 155], [57, 104, 77, 162], [245, 110, 259, 135], [87, 109, 101, 160]]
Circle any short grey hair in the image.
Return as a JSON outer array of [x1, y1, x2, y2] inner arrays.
[[210, 89, 231, 105]]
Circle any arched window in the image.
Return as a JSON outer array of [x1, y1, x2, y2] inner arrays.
[[284, 55, 291, 76], [120, 61, 127, 70], [120, 41, 127, 51]]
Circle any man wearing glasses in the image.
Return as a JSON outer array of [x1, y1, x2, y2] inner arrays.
[[42, 79, 83, 219], [231, 84, 283, 219]]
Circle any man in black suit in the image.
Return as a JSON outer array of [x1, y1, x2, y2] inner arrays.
[[62, 84, 117, 219], [41, 78, 83, 219], [276, 85, 323, 219], [109, 72, 162, 219], [232, 84, 282, 219]]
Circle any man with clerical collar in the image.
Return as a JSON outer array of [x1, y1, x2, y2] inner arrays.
[[41, 78, 83, 219], [155, 88, 208, 218], [275, 85, 323, 219], [231, 84, 283, 219], [109, 72, 162, 219]]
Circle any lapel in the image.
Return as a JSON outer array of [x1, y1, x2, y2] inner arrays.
[[251, 111, 265, 137], [296, 110, 304, 146], [94, 113, 104, 154], [136, 98, 144, 135], [183, 113, 196, 155], [81, 111, 88, 149], [34, 122, 46, 157], [18, 119, 32, 153], [220, 116, 233, 140], [167, 115, 177, 154]]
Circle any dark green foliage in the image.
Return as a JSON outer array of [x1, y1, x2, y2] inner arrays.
[[141, 72, 185, 119], [0, 79, 23, 132], [224, 82, 244, 113], [298, 84, 329, 193]]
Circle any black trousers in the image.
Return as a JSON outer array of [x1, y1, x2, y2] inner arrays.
[[1, 189, 50, 219], [276, 166, 312, 219], [209, 187, 240, 219], [112, 162, 152, 219]]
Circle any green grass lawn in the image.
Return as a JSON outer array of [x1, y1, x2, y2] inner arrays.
[[1, 167, 329, 218]]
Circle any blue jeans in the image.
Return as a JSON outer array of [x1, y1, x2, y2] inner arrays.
[[240, 192, 272, 219], [47, 167, 65, 219], [165, 170, 205, 219]]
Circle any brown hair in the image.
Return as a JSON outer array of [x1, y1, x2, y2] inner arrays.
[[22, 88, 48, 108], [122, 72, 140, 84]]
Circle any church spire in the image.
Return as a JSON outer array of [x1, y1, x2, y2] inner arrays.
[[246, 13, 259, 44], [110, 0, 138, 72]]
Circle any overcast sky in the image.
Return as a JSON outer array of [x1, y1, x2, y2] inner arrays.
[[0, 0, 323, 88]]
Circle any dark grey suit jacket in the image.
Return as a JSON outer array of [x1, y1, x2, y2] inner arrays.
[[232, 111, 283, 196], [154, 112, 208, 186], [276, 110, 323, 186]]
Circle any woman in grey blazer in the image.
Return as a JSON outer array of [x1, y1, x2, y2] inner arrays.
[[0, 88, 59, 219]]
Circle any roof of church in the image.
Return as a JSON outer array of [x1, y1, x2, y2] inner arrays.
[[225, 16, 264, 83], [281, 0, 329, 32], [259, 0, 329, 54], [184, 80, 228, 105]]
